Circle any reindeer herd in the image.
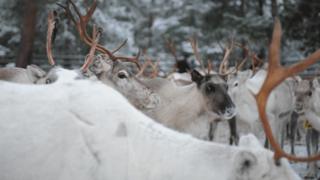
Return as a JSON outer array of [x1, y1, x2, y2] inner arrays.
[[0, 0, 320, 179]]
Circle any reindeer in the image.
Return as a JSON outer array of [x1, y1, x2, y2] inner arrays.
[[56, 1, 161, 111], [293, 78, 320, 178], [40, 0, 158, 113], [134, 37, 237, 140], [0, 69, 300, 180], [0, 65, 49, 84], [221, 39, 296, 148], [87, 55, 235, 141], [227, 66, 295, 149], [138, 69, 236, 140]]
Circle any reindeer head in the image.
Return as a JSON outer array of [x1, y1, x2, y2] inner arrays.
[[191, 69, 236, 120], [294, 80, 313, 114], [294, 78, 320, 114], [89, 56, 160, 110]]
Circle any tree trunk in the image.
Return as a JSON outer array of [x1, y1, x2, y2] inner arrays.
[[240, 0, 245, 16], [271, 0, 278, 17], [258, 0, 264, 16], [222, 0, 230, 9], [16, 1, 38, 68]]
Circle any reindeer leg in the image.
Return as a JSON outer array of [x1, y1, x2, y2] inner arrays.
[[264, 138, 269, 148], [296, 126, 301, 141], [280, 121, 286, 149], [228, 117, 238, 145], [208, 121, 218, 141], [306, 129, 311, 169], [310, 129, 319, 177], [305, 128, 319, 178], [290, 111, 298, 155]]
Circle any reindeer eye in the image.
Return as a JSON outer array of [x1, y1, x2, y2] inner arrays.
[[45, 79, 51, 84], [206, 84, 215, 93], [234, 82, 239, 87], [118, 71, 128, 79]]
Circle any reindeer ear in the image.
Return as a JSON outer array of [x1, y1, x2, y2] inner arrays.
[[191, 69, 203, 86], [26, 65, 46, 80], [233, 151, 258, 178]]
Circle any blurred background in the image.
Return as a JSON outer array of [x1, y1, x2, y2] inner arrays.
[[0, 0, 319, 74]]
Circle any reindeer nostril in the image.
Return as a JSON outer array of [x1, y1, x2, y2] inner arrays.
[[223, 107, 236, 119]]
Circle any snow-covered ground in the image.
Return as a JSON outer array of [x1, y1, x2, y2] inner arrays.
[[286, 145, 309, 179]]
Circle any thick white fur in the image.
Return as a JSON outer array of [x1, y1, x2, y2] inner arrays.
[[228, 69, 295, 143], [305, 80, 320, 131], [143, 78, 221, 140], [0, 68, 300, 180]]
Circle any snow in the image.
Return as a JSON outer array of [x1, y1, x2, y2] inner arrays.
[[152, 17, 180, 33], [284, 145, 311, 178]]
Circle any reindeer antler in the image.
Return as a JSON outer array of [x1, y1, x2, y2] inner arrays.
[[112, 39, 128, 54], [81, 24, 101, 72], [165, 38, 178, 62], [219, 39, 234, 75], [57, 0, 140, 69], [136, 53, 159, 78], [136, 60, 151, 77], [255, 18, 320, 163], [251, 54, 264, 73], [189, 35, 205, 71], [46, 11, 57, 66], [218, 41, 254, 76], [234, 42, 249, 71]]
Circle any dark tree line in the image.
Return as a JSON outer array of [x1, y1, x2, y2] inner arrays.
[[0, 0, 319, 68]]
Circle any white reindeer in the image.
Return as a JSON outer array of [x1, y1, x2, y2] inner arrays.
[[294, 78, 320, 178], [0, 69, 300, 180], [227, 69, 295, 147]]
